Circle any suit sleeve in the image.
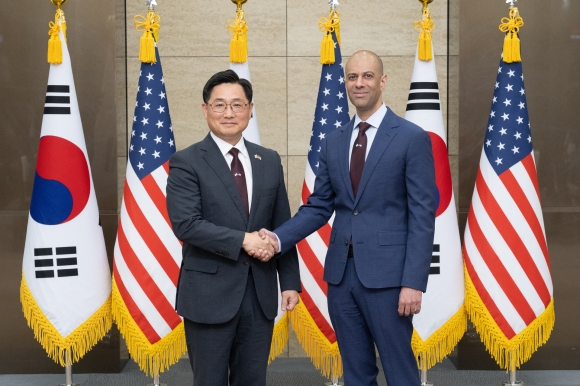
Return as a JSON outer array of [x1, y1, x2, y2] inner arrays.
[[402, 128, 437, 291], [271, 155, 301, 293], [166, 151, 245, 261], [275, 137, 336, 255]]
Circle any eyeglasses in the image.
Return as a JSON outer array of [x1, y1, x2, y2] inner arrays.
[[207, 101, 249, 114]]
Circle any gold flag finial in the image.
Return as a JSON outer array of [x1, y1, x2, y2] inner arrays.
[[499, 1, 523, 63], [47, 0, 67, 64], [318, 1, 341, 65], [135, 0, 161, 63], [227, 0, 249, 63], [414, 0, 434, 61]]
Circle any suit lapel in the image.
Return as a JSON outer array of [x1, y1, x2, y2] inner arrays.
[[339, 117, 356, 203], [246, 140, 263, 231], [354, 111, 399, 206], [200, 134, 248, 226]]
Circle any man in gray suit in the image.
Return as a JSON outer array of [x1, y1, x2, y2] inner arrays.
[[166, 70, 301, 386]]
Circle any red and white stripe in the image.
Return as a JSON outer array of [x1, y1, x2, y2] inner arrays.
[[114, 161, 183, 344], [464, 151, 552, 339], [296, 163, 337, 344]]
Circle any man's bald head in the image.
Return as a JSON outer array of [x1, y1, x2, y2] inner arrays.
[[346, 50, 384, 76], [344, 50, 387, 120]]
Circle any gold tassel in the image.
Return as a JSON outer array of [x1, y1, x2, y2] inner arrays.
[[289, 299, 342, 379], [414, 7, 434, 61], [318, 10, 341, 65], [21, 274, 112, 366], [135, 10, 160, 64], [464, 264, 555, 369], [499, 8, 524, 63], [111, 278, 187, 375], [47, 10, 66, 65], [268, 312, 290, 363], [227, 9, 248, 64]]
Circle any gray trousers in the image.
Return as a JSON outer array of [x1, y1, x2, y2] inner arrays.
[[184, 271, 274, 386]]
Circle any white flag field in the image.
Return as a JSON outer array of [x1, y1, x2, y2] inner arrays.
[[21, 28, 112, 366], [230, 61, 261, 145], [404, 47, 467, 368]]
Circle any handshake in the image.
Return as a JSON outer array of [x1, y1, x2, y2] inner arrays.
[[242, 229, 279, 262]]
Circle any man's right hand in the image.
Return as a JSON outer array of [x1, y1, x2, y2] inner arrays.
[[242, 232, 274, 262], [259, 228, 279, 253]]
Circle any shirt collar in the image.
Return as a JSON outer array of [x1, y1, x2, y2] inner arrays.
[[353, 103, 388, 130], [210, 132, 249, 159]]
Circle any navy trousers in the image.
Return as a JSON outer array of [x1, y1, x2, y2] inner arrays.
[[184, 272, 274, 386], [328, 258, 420, 386]]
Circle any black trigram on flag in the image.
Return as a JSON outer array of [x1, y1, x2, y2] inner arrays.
[[406, 82, 440, 112], [430, 244, 440, 275], [34, 246, 78, 278], [44, 85, 71, 115]]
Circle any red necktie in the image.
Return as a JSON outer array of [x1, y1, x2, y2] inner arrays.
[[350, 122, 371, 197], [228, 148, 249, 218]]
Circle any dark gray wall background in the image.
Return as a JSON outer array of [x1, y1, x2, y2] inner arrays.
[[458, 0, 580, 370], [0, 0, 124, 373]]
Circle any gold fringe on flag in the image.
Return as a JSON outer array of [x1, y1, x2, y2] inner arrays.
[[20, 274, 112, 366], [464, 264, 555, 369], [289, 299, 342, 379], [227, 8, 249, 64], [111, 278, 187, 376], [268, 312, 290, 364], [499, 7, 524, 64], [47, 9, 66, 65], [413, 5, 434, 61], [135, 10, 160, 64], [318, 10, 341, 65], [412, 306, 467, 369]]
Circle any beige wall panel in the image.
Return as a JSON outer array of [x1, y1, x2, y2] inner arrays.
[[117, 57, 128, 157], [449, 154, 459, 209], [118, 156, 127, 210], [287, 0, 449, 57], [379, 55, 416, 117], [288, 328, 308, 358], [449, 0, 459, 56], [116, 0, 126, 58], [287, 156, 308, 215], [126, 0, 286, 58], [448, 55, 459, 156]]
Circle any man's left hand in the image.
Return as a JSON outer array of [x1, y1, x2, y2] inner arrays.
[[281, 290, 300, 311], [398, 287, 422, 316]]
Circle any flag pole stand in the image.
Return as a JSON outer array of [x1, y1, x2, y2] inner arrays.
[[147, 357, 167, 386], [420, 354, 434, 386], [502, 351, 523, 386], [59, 350, 79, 386]]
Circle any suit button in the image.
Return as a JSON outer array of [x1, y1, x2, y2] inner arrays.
[[243, 260, 249, 265], [353, 209, 359, 215]]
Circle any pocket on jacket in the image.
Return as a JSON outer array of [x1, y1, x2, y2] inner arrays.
[[182, 257, 218, 273], [377, 231, 407, 246]]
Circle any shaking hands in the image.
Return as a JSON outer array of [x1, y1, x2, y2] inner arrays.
[[242, 229, 279, 262]]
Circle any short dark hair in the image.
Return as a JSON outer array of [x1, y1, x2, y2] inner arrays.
[[202, 69, 253, 103]]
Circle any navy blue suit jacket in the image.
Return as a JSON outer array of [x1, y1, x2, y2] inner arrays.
[[276, 108, 436, 291]]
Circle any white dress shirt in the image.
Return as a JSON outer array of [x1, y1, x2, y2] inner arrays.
[[210, 132, 253, 213], [349, 103, 388, 167]]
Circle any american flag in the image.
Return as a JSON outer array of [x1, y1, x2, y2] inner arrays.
[[463, 56, 554, 368], [291, 32, 349, 378], [112, 45, 184, 374]]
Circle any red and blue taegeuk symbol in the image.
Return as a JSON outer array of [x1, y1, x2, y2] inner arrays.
[[428, 132, 453, 217], [30, 136, 90, 225]]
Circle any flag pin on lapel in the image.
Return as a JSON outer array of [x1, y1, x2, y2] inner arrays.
[[254, 154, 262, 161]]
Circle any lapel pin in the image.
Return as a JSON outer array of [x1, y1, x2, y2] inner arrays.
[[254, 154, 262, 161]]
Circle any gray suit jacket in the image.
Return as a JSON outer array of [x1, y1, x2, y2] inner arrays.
[[166, 134, 301, 324]]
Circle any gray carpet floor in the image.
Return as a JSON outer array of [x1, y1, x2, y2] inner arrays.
[[1, 357, 579, 385]]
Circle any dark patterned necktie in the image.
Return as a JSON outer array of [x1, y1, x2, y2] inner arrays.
[[350, 122, 371, 197], [228, 148, 249, 218]]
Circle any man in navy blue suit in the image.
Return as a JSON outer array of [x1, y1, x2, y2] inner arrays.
[[258, 51, 436, 385]]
